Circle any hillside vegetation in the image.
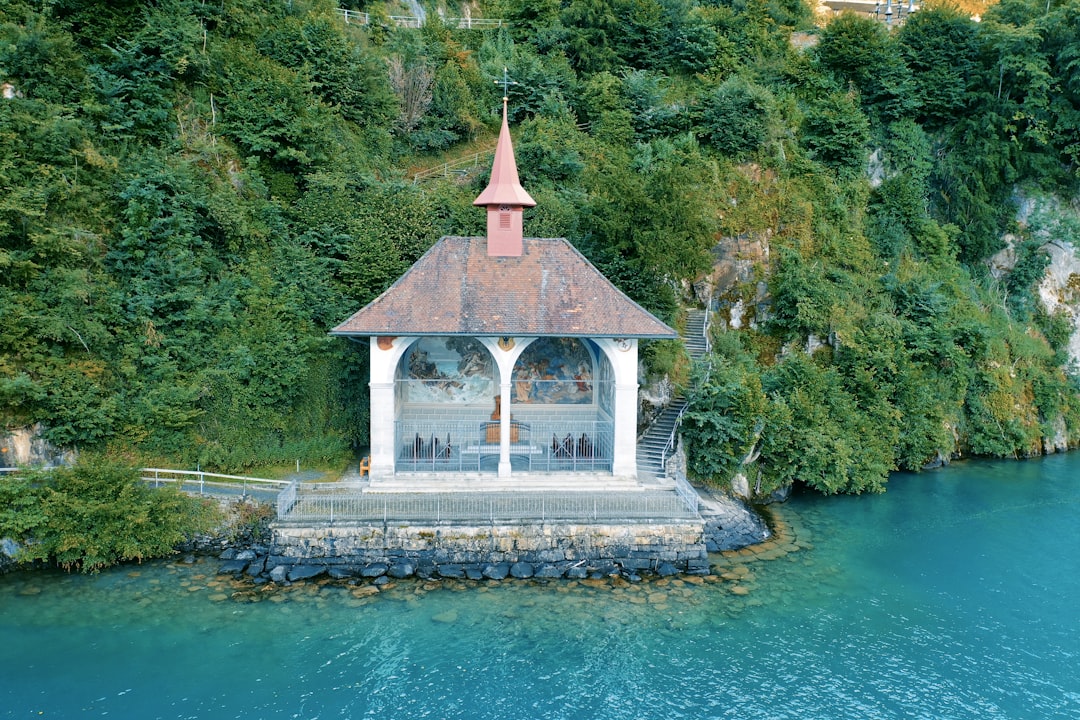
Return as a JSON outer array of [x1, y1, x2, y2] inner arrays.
[[1, 0, 1078, 494]]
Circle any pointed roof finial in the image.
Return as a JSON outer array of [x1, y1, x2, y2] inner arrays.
[[473, 69, 535, 209]]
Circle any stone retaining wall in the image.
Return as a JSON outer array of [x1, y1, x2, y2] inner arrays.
[[267, 521, 708, 580]]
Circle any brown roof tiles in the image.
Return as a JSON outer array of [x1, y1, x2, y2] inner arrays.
[[331, 236, 677, 339]]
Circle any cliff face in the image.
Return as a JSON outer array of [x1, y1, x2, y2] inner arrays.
[[0, 425, 75, 468]]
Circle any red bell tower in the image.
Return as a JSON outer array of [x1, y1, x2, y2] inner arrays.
[[472, 78, 535, 257]]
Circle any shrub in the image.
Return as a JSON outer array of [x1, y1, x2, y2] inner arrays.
[[0, 459, 220, 572]]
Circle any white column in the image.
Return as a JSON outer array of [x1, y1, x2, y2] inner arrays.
[[368, 381, 395, 481], [498, 380, 512, 478], [479, 337, 536, 479], [596, 338, 639, 480], [367, 336, 415, 482]]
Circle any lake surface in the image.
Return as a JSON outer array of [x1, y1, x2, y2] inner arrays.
[[3, 454, 1079, 719]]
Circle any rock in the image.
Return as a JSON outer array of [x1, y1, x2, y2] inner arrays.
[[564, 566, 588, 580], [534, 565, 563, 579], [235, 549, 258, 561], [360, 563, 388, 578], [329, 567, 356, 580], [464, 567, 484, 581], [509, 562, 534, 579], [763, 484, 791, 504], [179, 554, 197, 565], [269, 565, 288, 583], [656, 562, 679, 577], [219, 548, 237, 560], [432, 609, 459, 624], [245, 558, 266, 577], [437, 564, 465, 579], [387, 562, 415, 579], [287, 565, 325, 582], [373, 575, 390, 586], [482, 563, 510, 580], [731, 472, 750, 499], [218, 560, 249, 575]]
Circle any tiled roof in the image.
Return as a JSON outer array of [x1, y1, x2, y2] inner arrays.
[[331, 236, 677, 339]]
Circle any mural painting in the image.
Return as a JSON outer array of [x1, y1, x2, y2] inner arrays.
[[512, 338, 593, 404], [403, 337, 494, 403]]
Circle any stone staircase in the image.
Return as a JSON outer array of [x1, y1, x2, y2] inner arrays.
[[636, 308, 710, 482]]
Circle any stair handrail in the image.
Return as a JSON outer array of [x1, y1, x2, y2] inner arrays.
[[702, 304, 712, 355], [661, 401, 688, 478]]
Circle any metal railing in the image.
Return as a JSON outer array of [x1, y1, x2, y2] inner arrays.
[[335, 8, 507, 29], [141, 468, 289, 499], [395, 420, 613, 473], [702, 305, 712, 355], [660, 403, 688, 478], [276, 488, 700, 524], [672, 472, 701, 515], [412, 149, 495, 185]]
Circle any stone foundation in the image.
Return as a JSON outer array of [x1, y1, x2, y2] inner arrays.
[[267, 521, 708, 580]]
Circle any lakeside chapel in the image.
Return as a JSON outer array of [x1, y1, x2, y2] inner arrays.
[[331, 98, 676, 486]]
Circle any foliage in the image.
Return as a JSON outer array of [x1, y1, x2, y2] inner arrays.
[[0, 459, 220, 572], [1, 0, 1078, 498]]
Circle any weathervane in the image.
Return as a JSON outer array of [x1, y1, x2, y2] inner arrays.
[[494, 67, 518, 101]]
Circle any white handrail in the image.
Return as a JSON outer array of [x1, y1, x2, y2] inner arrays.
[[140, 468, 289, 487]]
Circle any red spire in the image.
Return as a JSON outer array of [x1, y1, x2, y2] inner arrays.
[[473, 97, 535, 257], [473, 99, 536, 208]]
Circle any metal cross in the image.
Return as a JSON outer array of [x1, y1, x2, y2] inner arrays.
[[494, 67, 518, 100]]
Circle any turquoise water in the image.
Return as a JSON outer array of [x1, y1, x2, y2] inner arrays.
[[2, 454, 1079, 719]]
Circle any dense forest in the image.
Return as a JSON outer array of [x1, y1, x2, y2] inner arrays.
[[1, 0, 1078, 495]]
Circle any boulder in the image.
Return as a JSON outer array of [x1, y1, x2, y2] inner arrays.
[[329, 567, 357, 580], [387, 562, 415, 579], [437, 564, 465, 579], [534, 565, 563, 579], [218, 560, 249, 575], [360, 563, 388, 578], [509, 562, 535, 579], [656, 562, 679, 577], [235, 549, 258, 561], [564, 566, 588, 580], [219, 548, 237, 560], [464, 566, 484, 581], [482, 563, 510, 580], [287, 565, 325, 582], [269, 565, 288, 583]]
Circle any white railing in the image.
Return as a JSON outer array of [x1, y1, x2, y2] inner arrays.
[[412, 149, 494, 184], [660, 403, 688, 478], [702, 305, 712, 355], [277, 480, 300, 517], [277, 488, 700, 524], [335, 8, 506, 29], [395, 420, 614, 473], [672, 472, 701, 515], [0, 467, 19, 474], [141, 468, 289, 498], [336, 8, 370, 23]]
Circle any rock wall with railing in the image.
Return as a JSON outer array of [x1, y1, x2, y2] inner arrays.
[[267, 521, 709, 581]]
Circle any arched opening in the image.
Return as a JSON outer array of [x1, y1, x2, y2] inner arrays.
[[394, 337, 498, 472], [511, 337, 594, 405]]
